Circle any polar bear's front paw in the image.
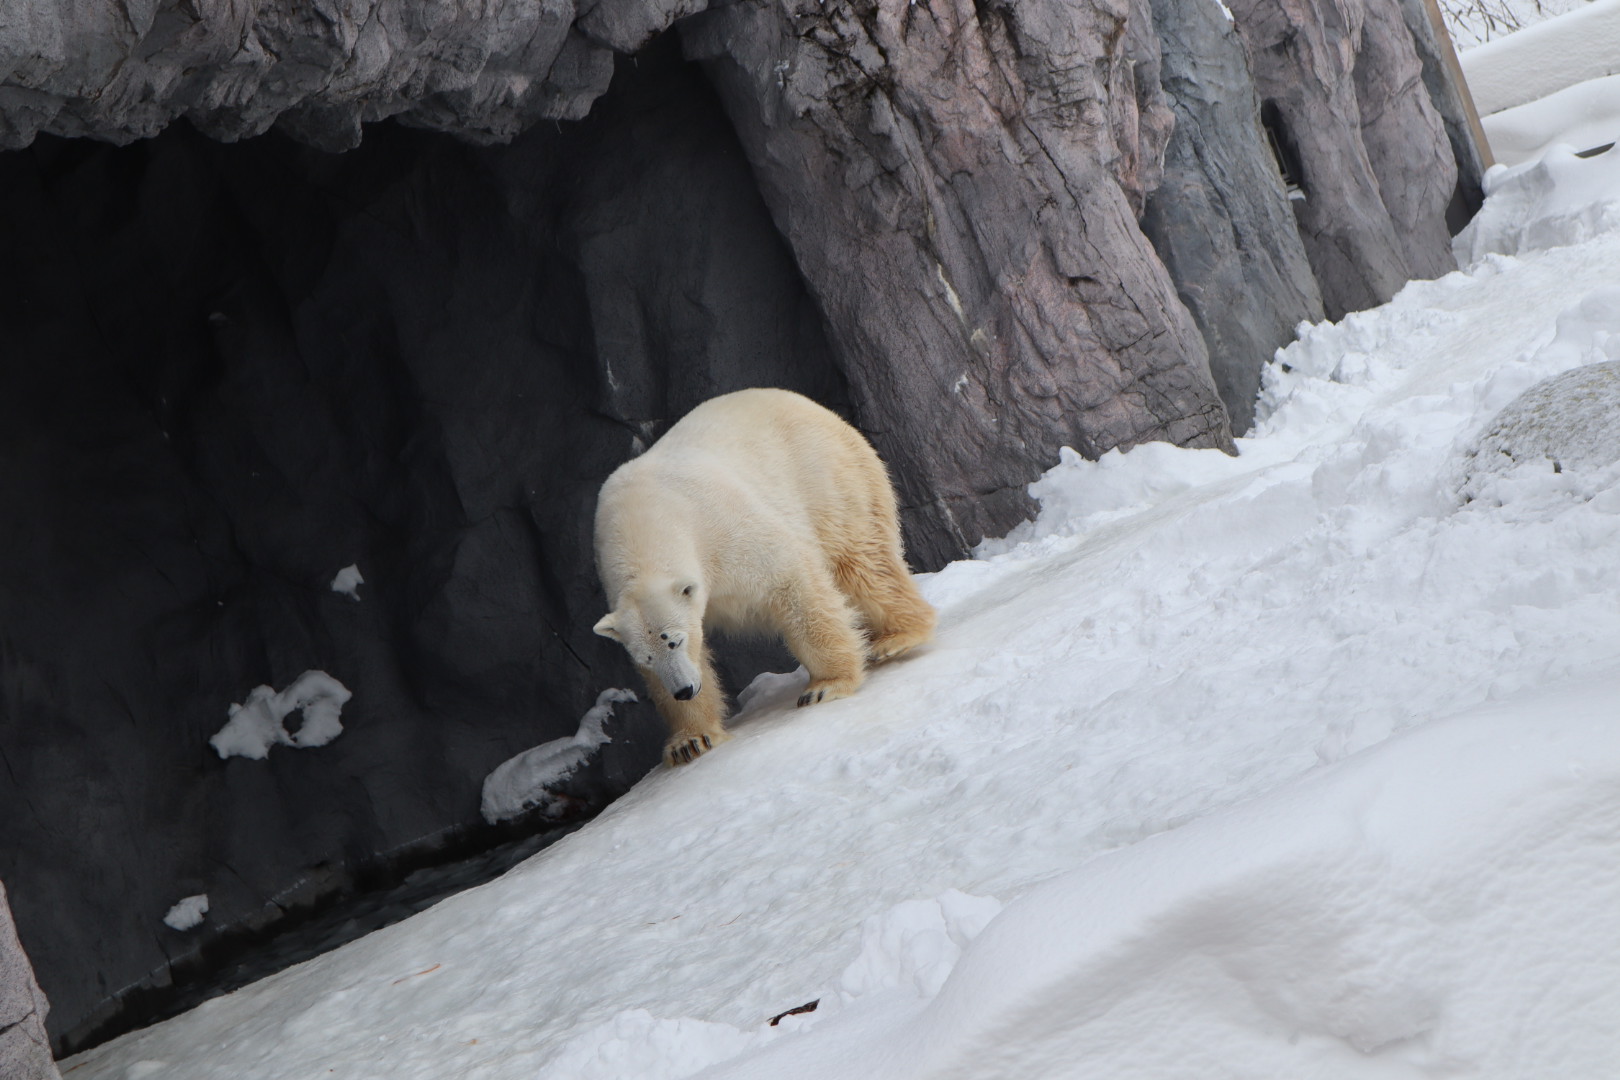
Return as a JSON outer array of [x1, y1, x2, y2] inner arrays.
[[665, 730, 728, 767], [797, 677, 859, 708]]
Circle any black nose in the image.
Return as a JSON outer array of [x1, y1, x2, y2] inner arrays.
[[673, 685, 695, 701]]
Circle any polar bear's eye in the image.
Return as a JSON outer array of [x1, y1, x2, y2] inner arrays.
[[681, 585, 694, 597]]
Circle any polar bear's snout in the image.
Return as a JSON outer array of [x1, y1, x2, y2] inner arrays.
[[652, 645, 703, 702]]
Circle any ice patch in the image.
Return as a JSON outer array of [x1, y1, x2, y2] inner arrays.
[[162, 895, 209, 932], [209, 671, 353, 760], [329, 564, 364, 599], [480, 689, 636, 824]]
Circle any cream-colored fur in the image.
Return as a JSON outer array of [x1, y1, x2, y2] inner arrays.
[[592, 388, 936, 766]]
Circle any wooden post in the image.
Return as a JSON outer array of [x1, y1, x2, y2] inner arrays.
[[1420, 0, 1496, 168]]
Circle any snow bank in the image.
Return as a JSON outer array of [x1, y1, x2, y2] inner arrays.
[[1454, 143, 1620, 261], [161, 895, 209, 933], [536, 889, 1006, 1079], [1460, 0, 1620, 115], [704, 679, 1620, 1079], [1482, 74, 1620, 165], [480, 689, 635, 824], [209, 671, 353, 760]]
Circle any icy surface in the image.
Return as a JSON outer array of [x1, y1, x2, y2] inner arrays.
[[68, 143, 1620, 1080], [161, 896, 209, 933], [1460, 0, 1620, 114], [329, 564, 364, 599], [208, 671, 353, 761], [480, 689, 636, 825]]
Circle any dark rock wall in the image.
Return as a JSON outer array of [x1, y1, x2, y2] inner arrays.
[[0, 42, 833, 1053]]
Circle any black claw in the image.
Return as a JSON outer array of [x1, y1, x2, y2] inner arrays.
[[701, 735, 712, 749]]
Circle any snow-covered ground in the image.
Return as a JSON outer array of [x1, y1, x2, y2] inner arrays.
[[1459, 0, 1620, 164], [65, 138, 1620, 1080]]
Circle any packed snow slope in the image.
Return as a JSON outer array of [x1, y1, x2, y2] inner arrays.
[[67, 149, 1620, 1079]]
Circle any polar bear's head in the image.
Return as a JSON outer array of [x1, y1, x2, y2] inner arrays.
[[593, 579, 705, 700]]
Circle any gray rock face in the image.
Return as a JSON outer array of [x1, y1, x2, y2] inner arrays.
[[578, 0, 710, 51], [685, 0, 1236, 564], [1141, 0, 1325, 433], [0, 882, 59, 1080], [1227, 0, 1459, 319], [0, 0, 613, 150], [0, 0, 1476, 480]]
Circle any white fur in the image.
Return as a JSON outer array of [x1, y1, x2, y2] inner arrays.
[[593, 389, 936, 766]]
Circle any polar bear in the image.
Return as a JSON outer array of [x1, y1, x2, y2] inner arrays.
[[592, 388, 936, 766]]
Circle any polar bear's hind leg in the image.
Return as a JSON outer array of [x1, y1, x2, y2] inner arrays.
[[833, 547, 935, 663], [769, 574, 865, 708]]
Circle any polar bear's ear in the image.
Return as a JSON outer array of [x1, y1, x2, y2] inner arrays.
[[593, 614, 621, 641]]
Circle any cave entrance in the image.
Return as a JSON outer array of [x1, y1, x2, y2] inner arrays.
[[1260, 100, 1308, 203], [0, 34, 836, 1058]]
